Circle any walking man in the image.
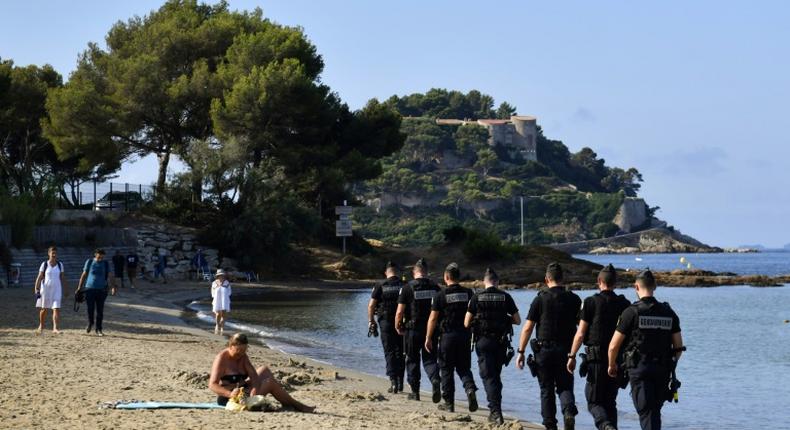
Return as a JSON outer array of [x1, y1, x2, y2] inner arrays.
[[126, 251, 139, 289], [395, 258, 442, 402], [608, 270, 685, 430], [368, 261, 405, 393], [425, 263, 478, 413], [75, 249, 117, 336], [465, 268, 520, 425], [567, 264, 630, 430], [112, 250, 125, 289], [516, 262, 581, 430]]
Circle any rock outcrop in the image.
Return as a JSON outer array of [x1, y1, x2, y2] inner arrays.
[[549, 227, 721, 254]]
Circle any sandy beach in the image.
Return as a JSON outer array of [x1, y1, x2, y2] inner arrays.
[[0, 280, 540, 429]]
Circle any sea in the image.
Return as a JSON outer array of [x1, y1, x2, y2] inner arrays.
[[188, 252, 790, 429]]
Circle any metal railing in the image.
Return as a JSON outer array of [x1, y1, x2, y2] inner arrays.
[[58, 180, 157, 212]]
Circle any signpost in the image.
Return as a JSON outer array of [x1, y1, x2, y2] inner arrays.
[[335, 201, 353, 254]]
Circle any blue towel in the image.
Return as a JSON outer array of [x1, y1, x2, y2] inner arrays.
[[112, 402, 224, 410]]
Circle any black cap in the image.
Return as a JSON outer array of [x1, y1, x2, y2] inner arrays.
[[484, 267, 499, 281], [444, 262, 460, 280], [415, 258, 428, 271], [636, 269, 656, 286]]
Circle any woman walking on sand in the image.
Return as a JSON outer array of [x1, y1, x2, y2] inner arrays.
[[34, 246, 67, 334], [211, 269, 231, 334]]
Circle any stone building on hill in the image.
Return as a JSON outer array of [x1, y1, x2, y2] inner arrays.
[[436, 115, 538, 161]]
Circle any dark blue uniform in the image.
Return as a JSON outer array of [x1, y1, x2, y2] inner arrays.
[[468, 287, 518, 417], [371, 277, 405, 385], [581, 291, 631, 430], [617, 297, 681, 430], [398, 277, 441, 393], [527, 286, 582, 429], [432, 284, 477, 405]]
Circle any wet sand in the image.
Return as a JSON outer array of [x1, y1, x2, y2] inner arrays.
[[0, 280, 540, 429]]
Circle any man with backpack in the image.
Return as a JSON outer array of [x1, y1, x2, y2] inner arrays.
[[75, 249, 117, 336]]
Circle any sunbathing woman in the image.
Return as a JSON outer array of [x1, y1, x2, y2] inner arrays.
[[208, 333, 315, 412]]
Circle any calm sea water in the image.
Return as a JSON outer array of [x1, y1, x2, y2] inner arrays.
[[576, 251, 790, 276], [189, 254, 790, 429]]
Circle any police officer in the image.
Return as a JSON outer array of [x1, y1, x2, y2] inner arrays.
[[516, 262, 581, 430], [567, 264, 630, 430], [465, 268, 521, 425], [608, 270, 684, 430], [395, 258, 442, 402], [368, 261, 405, 393], [425, 262, 478, 413]]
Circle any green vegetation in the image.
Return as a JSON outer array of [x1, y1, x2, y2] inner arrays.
[[1, 2, 653, 270], [355, 89, 643, 246], [0, 193, 54, 247], [2, 1, 404, 270]]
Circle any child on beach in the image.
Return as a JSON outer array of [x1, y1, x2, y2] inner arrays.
[[211, 269, 231, 334], [34, 246, 67, 334]]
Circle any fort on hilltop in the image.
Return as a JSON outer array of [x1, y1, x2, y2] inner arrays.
[[435, 115, 538, 162]]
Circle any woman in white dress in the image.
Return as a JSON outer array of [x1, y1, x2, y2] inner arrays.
[[211, 269, 231, 335], [34, 246, 67, 334]]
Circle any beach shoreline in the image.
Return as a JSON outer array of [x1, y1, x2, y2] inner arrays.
[[0, 279, 539, 429]]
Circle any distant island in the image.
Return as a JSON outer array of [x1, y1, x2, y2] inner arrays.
[[353, 89, 718, 254]]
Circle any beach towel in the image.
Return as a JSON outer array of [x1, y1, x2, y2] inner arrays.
[[100, 400, 224, 410]]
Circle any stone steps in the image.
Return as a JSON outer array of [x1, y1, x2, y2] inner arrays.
[[1, 246, 135, 287]]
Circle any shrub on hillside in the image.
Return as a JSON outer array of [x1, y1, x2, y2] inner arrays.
[[0, 195, 40, 247], [461, 228, 524, 263]]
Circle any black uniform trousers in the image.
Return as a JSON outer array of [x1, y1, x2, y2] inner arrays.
[[378, 318, 404, 379], [475, 335, 507, 413], [585, 359, 620, 430], [405, 327, 439, 389], [535, 344, 578, 428], [629, 359, 670, 430], [438, 330, 477, 403]]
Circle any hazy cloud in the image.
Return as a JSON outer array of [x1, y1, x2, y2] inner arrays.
[[648, 146, 729, 175], [570, 107, 596, 123]]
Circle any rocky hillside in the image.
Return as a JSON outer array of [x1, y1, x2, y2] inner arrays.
[[351, 90, 713, 253]]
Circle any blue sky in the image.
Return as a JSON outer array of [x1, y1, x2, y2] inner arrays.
[[2, 1, 788, 247]]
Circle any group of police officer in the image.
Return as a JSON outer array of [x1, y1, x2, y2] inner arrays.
[[368, 258, 685, 430]]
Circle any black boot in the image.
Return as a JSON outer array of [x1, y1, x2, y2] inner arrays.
[[396, 376, 404, 393], [431, 380, 441, 404], [438, 401, 454, 412], [563, 412, 575, 430], [407, 384, 420, 401], [466, 388, 478, 412], [387, 378, 397, 393], [488, 411, 504, 425]]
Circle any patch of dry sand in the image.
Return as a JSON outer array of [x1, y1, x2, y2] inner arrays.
[[0, 280, 539, 429]]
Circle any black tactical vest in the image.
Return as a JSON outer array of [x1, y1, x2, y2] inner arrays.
[[439, 285, 472, 333], [376, 277, 403, 321], [536, 287, 578, 345], [585, 291, 630, 347], [473, 287, 511, 338], [624, 299, 675, 361], [407, 278, 440, 329]]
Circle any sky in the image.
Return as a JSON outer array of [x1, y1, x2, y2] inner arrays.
[[2, 1, 788, 248]]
